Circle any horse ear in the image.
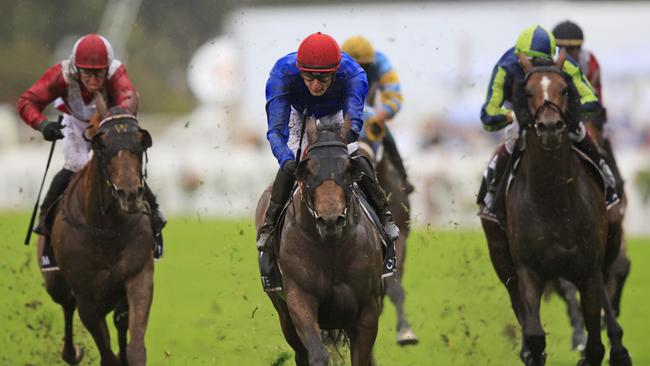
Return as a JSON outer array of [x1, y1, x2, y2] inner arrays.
[[95, 92, 108, 119], [555, 48, 567, 69], [305, 115, 318, 145], [339, 115, 351, 143], [127, 91, 140, 115], [518, 52, 533, 74]]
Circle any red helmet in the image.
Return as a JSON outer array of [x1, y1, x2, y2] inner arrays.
[[72, 33, 113, 69], [296, 32, 341, 73]]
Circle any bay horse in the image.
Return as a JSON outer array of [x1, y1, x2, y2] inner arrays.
[[255, 116, 384, 366], [39, 96, 154, 366], [480, 51, 631, 366], [360, 138, 418, 345], [553, 107, 631, 350]]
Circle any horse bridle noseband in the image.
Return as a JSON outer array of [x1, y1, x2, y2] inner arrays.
[[89, 115, 151, 211], [298, 140, 353, 222], [523, 66, 570, 130]]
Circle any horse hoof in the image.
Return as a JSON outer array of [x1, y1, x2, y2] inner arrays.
[[577, 359, 592, 366], [609, 348, 632, 366], [396, 328, 418, 346], [521, 351, 546, 366], [572, 333, 587, 352], [61, 345, 84, 365]]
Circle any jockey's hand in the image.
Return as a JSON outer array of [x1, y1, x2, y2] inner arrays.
[[347, 128, 359, 144], [39, 120, 64, 141], [282, 159, 296, 175], [364, 116, 386, 143]]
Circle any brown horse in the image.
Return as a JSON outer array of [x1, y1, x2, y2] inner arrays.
[[548, 79, 631, 353], [360, 138, 418, 345], [39, 98, 154, 366], [255, 117, 384, 366], [481, 51, 631, 366]]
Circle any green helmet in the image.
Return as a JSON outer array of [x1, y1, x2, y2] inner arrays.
[[515, 25, 556, 59]]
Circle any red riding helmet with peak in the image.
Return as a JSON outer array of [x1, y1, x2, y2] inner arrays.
[[297, 32, 341, 73], [72, 33, 114, 69]]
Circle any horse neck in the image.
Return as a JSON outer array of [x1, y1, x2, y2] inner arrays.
[[75, 156, 121, 224], [522, 130, 577, 195]]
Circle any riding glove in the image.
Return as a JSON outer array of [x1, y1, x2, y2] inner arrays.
[[282, 159, 297, 175], [39, 120, 64, 141]]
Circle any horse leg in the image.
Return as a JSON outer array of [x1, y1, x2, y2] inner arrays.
[[76, 297, 119, 366], [385, 235, 417, 345], [60, 299, 84, 365], [607, 253, 630, 318], [517, 268, 546, 366], [554, 278, 586, 351], [347, 301, 380, 366], [577, 274, 606, 366], [268, 294, 309, 365], [601, 286, 632, 366], [285, 289, 328, 366], [124, 264, 154, 366], [113, 299, 129, 365], [481, 220, 529, 360]]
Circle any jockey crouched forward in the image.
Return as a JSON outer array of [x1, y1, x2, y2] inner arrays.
[[477, 25, 619, 221], [17, 33, 166, 270], [257, 32, 400, 292], [341, 35, 414, 194]]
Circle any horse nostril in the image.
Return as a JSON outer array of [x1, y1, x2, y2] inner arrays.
[[115, 188, 126, 199], [316, 217, 326, 226], [537, 123, 547, 132], [336, 215, 346, 226], [555, 120, 565, 131]]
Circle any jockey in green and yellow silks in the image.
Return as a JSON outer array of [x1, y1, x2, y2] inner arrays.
[[342, 35, 414, 194], [478, 25, 619, 221]]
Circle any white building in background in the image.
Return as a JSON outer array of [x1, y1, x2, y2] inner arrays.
[[2, 2, 649, 233]]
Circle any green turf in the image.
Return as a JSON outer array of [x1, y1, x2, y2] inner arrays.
[[0, 211, 648, 365]]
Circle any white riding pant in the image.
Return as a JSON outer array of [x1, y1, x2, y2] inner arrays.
[[61, 114, 92, 172], [287, 107, 358, 159]]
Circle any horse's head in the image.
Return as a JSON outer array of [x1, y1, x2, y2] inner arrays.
[[87, 96, 152, 213], [295, 116, 360, 242], [519, 50, 573, 150]]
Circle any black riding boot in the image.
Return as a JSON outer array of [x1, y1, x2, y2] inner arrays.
[[353, 154, 400, 241], [602, 138, 625, 194], [574, 134, 620, 208], [34, 168, 73, 236], [36, 168, 73, 271], [478, 146, 510, 219], [257, 167, 295, 292], [144, 184, 166, 259], [383, 132, 415, 194]]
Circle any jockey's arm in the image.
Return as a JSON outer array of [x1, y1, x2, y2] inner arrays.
[[480, 65, 513, 132], [344, 67, 369, 138], [561, 58, 601, 117], [108, 65, 139, 114], [375, 52, 403, 122], [265, 72, 294, 168], [16, 64, 67, 129]]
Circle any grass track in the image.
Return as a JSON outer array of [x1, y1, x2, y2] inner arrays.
[[0, 211, 648, 365]]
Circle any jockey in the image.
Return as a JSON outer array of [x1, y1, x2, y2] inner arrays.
[[341, 35, 414, 194], [553, 20, 623, 192], [478, 25, 619, 220], [258, 32, 400, 291], [17, 33, 166, 269]]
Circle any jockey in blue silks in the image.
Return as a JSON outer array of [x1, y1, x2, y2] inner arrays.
[[257, 32, 399, 292]]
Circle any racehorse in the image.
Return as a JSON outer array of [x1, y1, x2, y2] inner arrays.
[[39, 96, 155, 366], [360, 138, 418, 345], [480, 51, 631, 366], [549, 78, 631, 353], [255, 116, 384, 366]]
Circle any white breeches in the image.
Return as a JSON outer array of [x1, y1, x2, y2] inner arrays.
[[61, 114, 91, 172], [287, 107, 358, 159]]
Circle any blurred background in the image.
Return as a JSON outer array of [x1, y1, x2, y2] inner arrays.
[[1, 0, 649, 233]]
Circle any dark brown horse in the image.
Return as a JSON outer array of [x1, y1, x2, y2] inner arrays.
[[481, 51, 631, 366], [360, 138, 418, 345], [551, 113, 631, 351], [255, 117, 384, 366], [39, 97, 154, 366]]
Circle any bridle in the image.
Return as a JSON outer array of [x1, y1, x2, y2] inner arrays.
[[87, 115, 151, 213], [297, 140, 354, 223], [523, 66, 570, 131]]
